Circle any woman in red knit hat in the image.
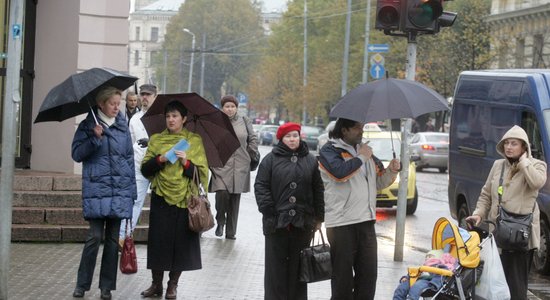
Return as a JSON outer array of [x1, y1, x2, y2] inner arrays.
[[254, 122, 325, 300]]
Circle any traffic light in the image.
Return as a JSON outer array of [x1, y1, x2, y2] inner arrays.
[[375, 0, 401, 32], [403, 0, 443, 33]]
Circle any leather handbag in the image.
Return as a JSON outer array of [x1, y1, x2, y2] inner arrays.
[[298, 229, 332, 283], [119, 221, 138, 274], [187, 168, 215, 233], [493, 164, 534, 251]]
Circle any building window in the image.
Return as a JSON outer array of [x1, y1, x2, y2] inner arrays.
[[134, 50, 139, 66], [151, 27, 159, 42], [515, 38, 524, 68], [150, 51, 158, 66], [135, 26, 141, 41], [532, 34, 543, 68]]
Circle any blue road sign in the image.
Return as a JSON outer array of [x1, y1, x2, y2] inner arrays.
[[237, 92, 248, 104], [367, 44, 389, 53], [370, 64, 385, 80]]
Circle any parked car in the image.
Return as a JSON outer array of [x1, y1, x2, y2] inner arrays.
[[259, 125, 279, 145], [300, 125, 323, 151], [252, 124, 264, 135], [409, 132, 449, 173], [363, 131, 418, 215]]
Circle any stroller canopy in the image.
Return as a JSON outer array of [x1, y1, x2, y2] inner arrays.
[[432, 217, 481, 269]]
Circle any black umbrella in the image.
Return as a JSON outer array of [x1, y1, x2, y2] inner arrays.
[[34, 67, 138, 123], [141, 93, 240, 168], [329, 77, 449, 124]]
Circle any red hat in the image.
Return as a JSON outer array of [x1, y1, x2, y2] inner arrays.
[[276, 122, 301, 140]]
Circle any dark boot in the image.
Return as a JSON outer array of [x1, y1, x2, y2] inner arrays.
[[141, 270, 164, 297], [215, 224, 224, 237], [165, 271, 181, 299]]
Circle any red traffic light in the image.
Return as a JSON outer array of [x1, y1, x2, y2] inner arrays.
[[375, 0, 401, 31]]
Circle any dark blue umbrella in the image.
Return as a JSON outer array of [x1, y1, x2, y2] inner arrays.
[[34, 67, 138, 123]]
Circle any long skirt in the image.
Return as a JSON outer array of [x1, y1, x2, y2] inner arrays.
[[146, 192, 202, 271]]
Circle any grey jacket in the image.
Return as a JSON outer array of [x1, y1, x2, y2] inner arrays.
[[209, 115, 258, 193]]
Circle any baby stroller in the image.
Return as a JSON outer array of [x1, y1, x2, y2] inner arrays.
[[405, 217, 489, 300]]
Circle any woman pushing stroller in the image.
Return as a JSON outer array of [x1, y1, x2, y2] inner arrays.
[[466, 125, 546, 300]]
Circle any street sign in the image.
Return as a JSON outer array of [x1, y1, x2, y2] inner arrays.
[[370, 53, 385, 66], [370, 64, 385, 79], [237, 92, 248, 104], [367, 44, 390, 53]]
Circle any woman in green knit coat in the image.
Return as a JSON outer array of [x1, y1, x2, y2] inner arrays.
[[140, 100, 208, 299]]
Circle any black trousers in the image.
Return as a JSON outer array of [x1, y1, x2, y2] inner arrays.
[[264, 227, 311, 300], [500, 249, 534, 300], [76, 218, 121, 291], [326, 220, 377, 300], [215, 191, 241, 237]]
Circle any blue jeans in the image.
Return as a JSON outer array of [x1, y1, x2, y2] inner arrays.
[[393, 275, 444, 300], [76, 218, 121, 291], [120, 170, 149, 238]]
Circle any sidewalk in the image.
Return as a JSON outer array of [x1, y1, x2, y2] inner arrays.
[[8, 189, 543, 299], [8, 190, 425, 300]]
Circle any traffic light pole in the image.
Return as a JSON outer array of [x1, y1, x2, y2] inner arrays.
[[394, 32, 417, 262]]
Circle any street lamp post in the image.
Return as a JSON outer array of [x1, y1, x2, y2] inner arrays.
[[183, 28, 195, 93]]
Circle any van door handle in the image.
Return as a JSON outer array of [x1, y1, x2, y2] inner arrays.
[[458, 146, 486, 157]]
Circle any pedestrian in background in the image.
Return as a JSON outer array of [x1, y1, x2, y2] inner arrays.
[[119, 84, 157, 247], [318, 118, 400, 300], [209, 94, 258, 240], [254, 122, 324, 300], [465, 125, 546, 300], [140, 100, 209, 299], [71, 86, 136, 300], [123, 91, 140, 124]]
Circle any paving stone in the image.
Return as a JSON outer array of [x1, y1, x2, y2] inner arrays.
[[11, 225, 62, 242], [12, 207, 44, 224], [45, 208, 87, 225]]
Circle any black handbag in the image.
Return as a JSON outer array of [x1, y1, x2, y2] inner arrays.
[[493, 164, 534, 251], [244, 116, 260, 171], [299, 229, 332, 283]]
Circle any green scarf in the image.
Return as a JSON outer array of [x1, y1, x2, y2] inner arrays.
[[143, 128, 209, 208]]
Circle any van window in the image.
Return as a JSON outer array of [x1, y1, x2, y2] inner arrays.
[[521, 84, 533, 104], [522, 111, 544, 160], [489, 81, 522, 103], [455, 79, 492, 100]]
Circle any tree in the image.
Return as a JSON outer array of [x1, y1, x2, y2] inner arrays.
[[154, 0, 264, 102]]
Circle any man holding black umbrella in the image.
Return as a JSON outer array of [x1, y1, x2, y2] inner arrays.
[[119, 84, 158, 245], [318, 118, 400, 300]]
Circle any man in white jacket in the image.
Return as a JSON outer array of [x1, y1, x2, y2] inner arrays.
[[119, 84, 157, 244], [318, 118, 400, 300]]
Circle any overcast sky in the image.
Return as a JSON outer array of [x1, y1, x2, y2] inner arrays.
[[261, 0, 287, 12]]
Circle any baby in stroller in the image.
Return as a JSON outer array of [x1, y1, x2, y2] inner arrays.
[[393, 249, 457, 300]]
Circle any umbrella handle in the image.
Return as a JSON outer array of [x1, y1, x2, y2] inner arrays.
[[87, 102, 99, 125]]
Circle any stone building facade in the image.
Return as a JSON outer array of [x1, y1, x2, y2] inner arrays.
[[486, 0, 550, 68]]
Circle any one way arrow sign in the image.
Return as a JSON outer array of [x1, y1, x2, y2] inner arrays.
[[367, 44, 389, 53]]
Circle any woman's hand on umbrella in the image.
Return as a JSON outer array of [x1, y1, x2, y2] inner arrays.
[[93, 124, 103, 138], [175, 150, 187, 166]]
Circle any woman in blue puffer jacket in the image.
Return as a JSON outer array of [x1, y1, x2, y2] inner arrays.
[[70, 86, 136, 300]]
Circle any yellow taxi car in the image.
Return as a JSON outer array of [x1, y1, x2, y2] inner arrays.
[[362, 130, 418, 215]]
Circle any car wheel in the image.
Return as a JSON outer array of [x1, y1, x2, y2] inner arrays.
[[533, 218, 550, 275], [416, 166, 423, 172], [406, 188, 418, 215], [439, 167, 447, 173], [457, 201, 470, 229]]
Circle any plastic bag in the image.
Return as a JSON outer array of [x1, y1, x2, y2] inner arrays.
[[476, 235, 510, 300]]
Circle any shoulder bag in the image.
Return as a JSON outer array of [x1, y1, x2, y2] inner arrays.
[[188, 168, 215, 233], [119, 221, 138, 274], [243, 116, 260, 171], [298, 229, 332, 283], [493, 164, 534, 251]]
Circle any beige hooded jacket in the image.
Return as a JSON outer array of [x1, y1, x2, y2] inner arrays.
[[472, 125, 547, 250]]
